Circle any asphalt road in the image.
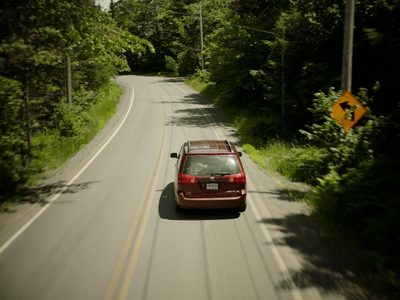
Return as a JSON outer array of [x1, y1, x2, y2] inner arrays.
[[0, 76, 346, 300]]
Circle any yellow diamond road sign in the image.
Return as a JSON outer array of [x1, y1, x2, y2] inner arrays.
[[332, 91, 367, 130]]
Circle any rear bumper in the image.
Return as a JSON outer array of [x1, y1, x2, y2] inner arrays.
[[176, 191, 246, 209]]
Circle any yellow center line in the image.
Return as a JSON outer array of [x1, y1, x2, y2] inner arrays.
[[118, 128, 166, 299], [104, 125, 167, 300]]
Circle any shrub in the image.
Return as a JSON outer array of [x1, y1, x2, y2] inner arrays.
[[284, 147, 330, 185], [165, 56, 178, 74], [52, 89, 99, 138], [300, 88, 385, 175], [53, 101, 89, 138], [301, 88, 400, 296], [194, 68, 212, 83], [31, 82, 121, 176]]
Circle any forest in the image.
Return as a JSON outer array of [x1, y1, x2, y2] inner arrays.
[[0, 0, 153, 196], [1, 0, 399, 298]]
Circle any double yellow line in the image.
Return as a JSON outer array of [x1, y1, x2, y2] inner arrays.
[[105, 127, 166, 300]]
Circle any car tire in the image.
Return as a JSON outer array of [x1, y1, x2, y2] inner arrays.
[[237, 203, 247, 212], [175, 203, 182, 212]]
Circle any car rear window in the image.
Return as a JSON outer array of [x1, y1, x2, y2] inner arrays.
[[182, 155, 241, 176]]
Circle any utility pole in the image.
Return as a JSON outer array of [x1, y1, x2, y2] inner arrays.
[[199, 1, 204, 70], [24, 82, 31, 163], [67, 56, 72, 106], [341, 0, 355, 92]]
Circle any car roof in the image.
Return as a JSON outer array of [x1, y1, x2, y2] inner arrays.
[[186, 140, 234, 154]]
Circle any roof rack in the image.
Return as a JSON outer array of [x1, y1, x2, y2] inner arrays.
[[225, 140, 233, 152], [187, 140, 191, 153]]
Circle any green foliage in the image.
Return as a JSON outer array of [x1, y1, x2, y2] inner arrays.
[[243, 138, 329, 185], [0, 0, 153, 103], [243, 140, 292, 174], [205, 24, 258, 87], [112, 0, 237, 74], [165, 55, 178, 73], [193, 69, 212, 83], [53, 100, 90, 138], [0, 77, 24, 194], [176, 50, 198, 75], [310, 156, 400, 297], [297, 88, 399, 296], [234, 112, 281, 143], [185, 75, 218, 102], [32, 82, 122, 174], [300, 88, 386, 174], [283, 147, 330, 185], [0, 0, 151, 197], [112, 0, 175, 72]]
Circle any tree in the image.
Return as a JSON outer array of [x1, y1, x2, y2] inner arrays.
[[112, 0, 177, 72], [0, 0, 153, 195], [0, 77, 25, 194]]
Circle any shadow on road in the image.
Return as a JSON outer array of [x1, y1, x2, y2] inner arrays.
[[165, 94, 221, 124], [154, 77, 189, 84], [151, 93, 202, 106], [164, 92, 238, 143], [20, 180, 101, 206], [261, 212, 370, 299], [158, 182, 240, 221], [167, 106, 224, 128]]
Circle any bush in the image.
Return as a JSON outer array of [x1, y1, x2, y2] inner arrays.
[[284, 147, 330, 185], [27, 82, 120, 193], [194, 68, 212, 83], [300, 88, 385, 174], [177, 50, 198, 75], [53, 101, 88, 138], [165, 56, 178, 74], [52, 89, 99, 138]]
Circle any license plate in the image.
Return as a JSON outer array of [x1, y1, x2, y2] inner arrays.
[[206, 183, 218, 190]]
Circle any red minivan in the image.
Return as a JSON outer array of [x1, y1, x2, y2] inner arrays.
[[170, 140, 247, 212]]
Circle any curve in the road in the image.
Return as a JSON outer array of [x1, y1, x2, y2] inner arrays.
[[0, 79, 136, 257]]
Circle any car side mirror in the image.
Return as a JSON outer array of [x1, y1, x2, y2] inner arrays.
[[238, 152, 242, 157], [170, 153, 178, 158]]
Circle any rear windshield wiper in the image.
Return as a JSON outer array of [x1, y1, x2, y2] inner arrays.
[[210, 172, 231, 176]]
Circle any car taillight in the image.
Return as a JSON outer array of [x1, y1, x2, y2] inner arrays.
[[228, 173, 246, 183], [178, 174, 197, 183]]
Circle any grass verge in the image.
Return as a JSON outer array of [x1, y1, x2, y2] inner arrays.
[[31, 82, 122, 179]]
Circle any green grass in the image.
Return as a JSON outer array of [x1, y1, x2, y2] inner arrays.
[[30, 82, 122, 182], [185, 76, 218, 103], [242, 142, 289, 174]]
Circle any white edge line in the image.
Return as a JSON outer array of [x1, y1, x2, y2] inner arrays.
[[247, 178, 304, 300], [171, 80, 304, 300], [0, 80, 135, 255]]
